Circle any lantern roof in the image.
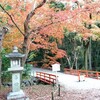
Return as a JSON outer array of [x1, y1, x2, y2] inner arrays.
[[6, 46, 25, 58]]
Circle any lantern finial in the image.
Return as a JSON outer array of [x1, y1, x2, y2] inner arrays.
[[13, 46, 18, 52]]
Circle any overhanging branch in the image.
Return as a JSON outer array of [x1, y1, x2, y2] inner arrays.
[[0, 4, 25, 36]]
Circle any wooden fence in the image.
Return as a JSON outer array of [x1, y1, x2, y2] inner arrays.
[[64, 68, 100, 79]]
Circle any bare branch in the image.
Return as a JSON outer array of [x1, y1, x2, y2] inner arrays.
[[0, 4, 25, 36], [24, 0, 46, 34]]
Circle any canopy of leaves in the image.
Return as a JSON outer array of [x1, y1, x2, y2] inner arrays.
[[0, 0, 100, 67]]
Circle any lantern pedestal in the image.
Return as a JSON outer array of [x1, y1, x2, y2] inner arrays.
[[7, 90, 26, 100], [7, 67, 28, 100]]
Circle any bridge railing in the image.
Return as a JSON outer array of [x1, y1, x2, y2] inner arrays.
[[64, 68, 100, 79], [36, 72, 57, 84]]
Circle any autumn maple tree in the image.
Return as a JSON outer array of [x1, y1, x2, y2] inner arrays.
[[0, 0, 67, 64]]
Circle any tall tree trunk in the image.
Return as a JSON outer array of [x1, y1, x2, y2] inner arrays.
[[0, 27, 8, 88], [88, 37, 92, 70], [66, 56, 71, 68], [75, 52, 78, 70], [83, 40, 89, 70], [73, 40, 78, 70], [84, 48, 88, 70]]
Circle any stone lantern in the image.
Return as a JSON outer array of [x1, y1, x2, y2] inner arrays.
[[6, 46, 27, 100]]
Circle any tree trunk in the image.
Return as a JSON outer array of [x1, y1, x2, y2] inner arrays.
[[66, 56, 71, 68], [88, 37, 92, 70], [0, 29, 3, 88], [84, 48, 88, 70], [75, 52, 78, 70], [83, 40, 89, 70], [22, 35, 30, 66], [0, 27, 8, 88]]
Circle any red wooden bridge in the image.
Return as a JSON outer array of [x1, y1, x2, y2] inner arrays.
[[33, 68, 100, 84], [36, 72, 57, 84]]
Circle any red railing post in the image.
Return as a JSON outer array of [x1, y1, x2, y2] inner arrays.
[[96, 72, 99, 79], [78, 71, 80, 82], [86, 70, 88, 77]]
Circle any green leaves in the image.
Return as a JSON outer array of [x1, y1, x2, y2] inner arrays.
[[5, 5, 12, 11], [49, 1, 56, 8], [50, 1, 65, 11], [27, 51, 36, 62]]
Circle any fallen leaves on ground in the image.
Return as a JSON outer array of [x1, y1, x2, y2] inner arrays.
[[0, 84, 100, 100]]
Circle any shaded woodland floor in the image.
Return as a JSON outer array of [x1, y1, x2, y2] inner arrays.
[[0, 84, 100, 100]]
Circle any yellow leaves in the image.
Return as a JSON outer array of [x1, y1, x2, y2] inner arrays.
[[92, 13, 100, 21], [91, 28, 100, 40], [91, 28, 100, 33], [3, 28, 23, 49]]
